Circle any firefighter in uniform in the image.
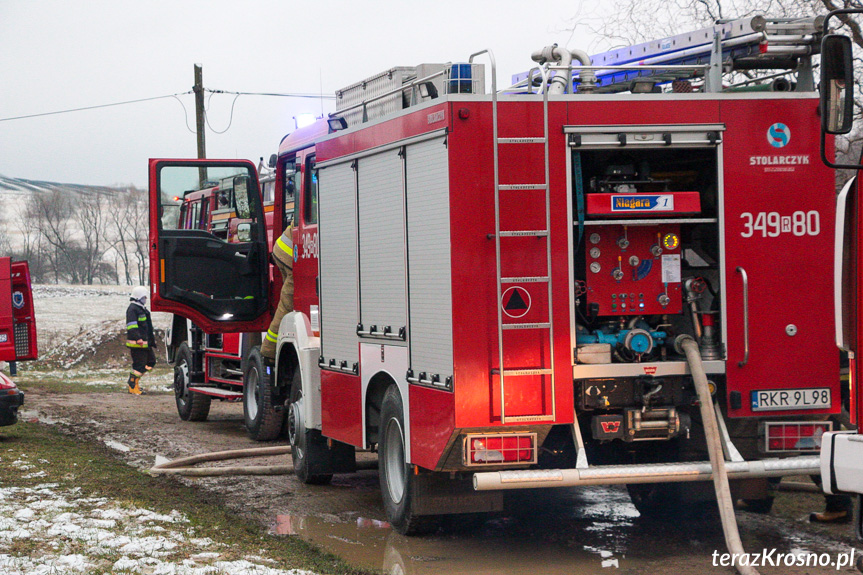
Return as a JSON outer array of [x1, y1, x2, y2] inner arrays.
[[126, 286, 156, 395], [260, 226, 294, 363]]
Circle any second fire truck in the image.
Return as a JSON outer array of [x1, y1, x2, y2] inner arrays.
[[151, 15, 845, 532]]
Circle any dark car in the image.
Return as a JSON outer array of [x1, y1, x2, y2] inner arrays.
[[0, 371, 24, 426]]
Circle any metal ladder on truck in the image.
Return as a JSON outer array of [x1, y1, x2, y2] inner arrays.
[[509, 15, 825, 94], [470, 50, 556, 424]]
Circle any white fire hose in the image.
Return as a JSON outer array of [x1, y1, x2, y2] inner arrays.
[[678, 335, 759, 575], [148, 445, 377, 477], [148, 445, 294, 477]]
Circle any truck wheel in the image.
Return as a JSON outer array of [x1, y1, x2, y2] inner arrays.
[[379, 385, 435, 535], [287, 366, 332, 485], [174, 342, 211, 422], [626, 482, 682, 519], [243, 348, 285, 441]]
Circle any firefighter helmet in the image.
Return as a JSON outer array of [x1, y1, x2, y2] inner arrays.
[[131, 286, 148, 303]]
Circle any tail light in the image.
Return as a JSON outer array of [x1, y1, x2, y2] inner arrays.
[[463, 433, 537, 466], [763, 421, 832, 453]]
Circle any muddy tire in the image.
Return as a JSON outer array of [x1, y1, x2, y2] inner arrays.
[[174, 342, 211, 422], [288, 366, 332, 485], [243, 348, 284, 441], [626, 482, 683, 519], [379, 385, 436, 535]]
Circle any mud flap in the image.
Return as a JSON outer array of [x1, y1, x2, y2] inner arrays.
[[306, 436, 357, 475], [411, 472, 503, 516]]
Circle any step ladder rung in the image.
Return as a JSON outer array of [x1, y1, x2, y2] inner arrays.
[[502, 368, 553, 376], [498, 137, 546, 144], [499, 184, 547, 191], [501, 276, 548, 284], [499, 230, 548, 238], [502, 322, 551, 330]]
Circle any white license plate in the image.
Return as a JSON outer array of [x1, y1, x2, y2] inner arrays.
[[751, 388, 831, 411]]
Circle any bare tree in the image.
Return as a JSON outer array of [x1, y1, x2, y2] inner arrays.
[[125, 187, 150, 284], [25, 190, 80, 283], [73, 192, 109, 284]]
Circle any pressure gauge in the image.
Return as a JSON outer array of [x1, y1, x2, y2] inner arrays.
[[629, 255, 640, 267], [590, 262, 602, 274], [662, 233, 680, 250], [589, 232, 601, 245], [589, 247, 601, 259]]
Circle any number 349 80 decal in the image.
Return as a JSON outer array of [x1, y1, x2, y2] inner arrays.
[[740, 211, 820, 238]]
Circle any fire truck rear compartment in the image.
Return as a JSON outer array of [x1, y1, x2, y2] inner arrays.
[[570, 138, 721, 446]]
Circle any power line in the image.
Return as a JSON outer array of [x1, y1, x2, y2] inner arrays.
[[206, 88, 336, 100], [0, 92, 194, 122]]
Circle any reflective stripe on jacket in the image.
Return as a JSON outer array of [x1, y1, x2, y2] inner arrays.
[[126, 301, 154, 348], [273, 227, 294, 269]]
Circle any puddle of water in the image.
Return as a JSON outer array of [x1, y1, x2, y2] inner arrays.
[[271, 501, 638, 575]]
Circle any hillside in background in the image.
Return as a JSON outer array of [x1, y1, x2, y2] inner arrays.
[[0, 175, 148, 286]]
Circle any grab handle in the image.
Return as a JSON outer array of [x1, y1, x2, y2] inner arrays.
[[736, 267, 749, 368]]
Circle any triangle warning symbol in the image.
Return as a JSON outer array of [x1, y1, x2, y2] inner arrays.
[[505, 289, 528, 311]]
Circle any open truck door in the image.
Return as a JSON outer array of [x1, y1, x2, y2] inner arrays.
[[148, 160, 271, 334], [818, 10, 863, 541]]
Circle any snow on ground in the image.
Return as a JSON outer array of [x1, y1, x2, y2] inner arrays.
[[32, 284, 170, 350], [0, 455, 316, 575]]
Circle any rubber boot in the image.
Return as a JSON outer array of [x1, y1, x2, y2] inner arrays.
[[127, 373, 144, 395], [809, 510, 850, 523]]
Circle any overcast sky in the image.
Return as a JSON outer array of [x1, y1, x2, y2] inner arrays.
[[0, 0, 612, 188]]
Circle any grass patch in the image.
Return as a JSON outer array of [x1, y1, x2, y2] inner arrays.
[[0, 422, 372, 575], [12, 365, 174, 395]]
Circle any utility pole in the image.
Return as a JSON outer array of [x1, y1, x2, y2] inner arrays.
[[194, 64, 207, 185]]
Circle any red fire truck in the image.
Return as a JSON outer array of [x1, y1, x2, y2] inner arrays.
[[818, 8, 863, 544], [162, 164, 298, 439], [0, 257, 37, 426], [151, 16, 843, 533]]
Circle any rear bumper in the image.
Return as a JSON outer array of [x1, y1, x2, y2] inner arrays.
[[0, 389, 24, 427], [473, 455, 820, 491]]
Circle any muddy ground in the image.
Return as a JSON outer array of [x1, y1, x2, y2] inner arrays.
[[11, 284, 863, 574], [18, 387, 863, 575]]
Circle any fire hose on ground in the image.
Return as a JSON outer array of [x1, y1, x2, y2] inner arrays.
[[678, 334, 760, 575], [148, 445, 377, 477]]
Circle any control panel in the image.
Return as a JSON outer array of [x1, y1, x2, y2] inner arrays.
[[584, 224, 682, 316]]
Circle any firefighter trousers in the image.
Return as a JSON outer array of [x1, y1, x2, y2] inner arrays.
[[261, 259, 294, 360]]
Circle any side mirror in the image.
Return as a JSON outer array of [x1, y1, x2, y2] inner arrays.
[[237, 222, 252, 243], [821, 34, 854, 135], [268, 154, 277, 168]]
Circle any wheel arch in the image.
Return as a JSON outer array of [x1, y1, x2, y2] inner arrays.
[[365, 371, 399, 448], [275, 311, 322, 432], [166, 314, 190, 364]]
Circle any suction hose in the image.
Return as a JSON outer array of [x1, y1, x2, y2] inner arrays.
[[148, 445, 377, 477], [149, 445, 294, 477], [677, 335, 759, 575]]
